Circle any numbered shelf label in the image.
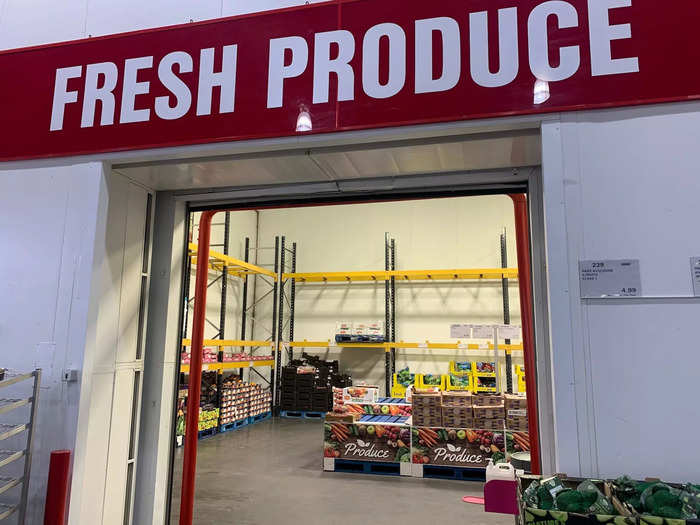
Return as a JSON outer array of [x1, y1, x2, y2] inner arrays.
[[579, 259, 641, 298]]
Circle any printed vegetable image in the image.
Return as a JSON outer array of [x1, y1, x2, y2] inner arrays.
[[422, 374, 442, 386]]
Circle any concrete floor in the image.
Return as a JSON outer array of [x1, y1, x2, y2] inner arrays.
[[170, 418, 512, 525]]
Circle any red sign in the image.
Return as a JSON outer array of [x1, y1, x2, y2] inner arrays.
[[1, 0, 698, 161]]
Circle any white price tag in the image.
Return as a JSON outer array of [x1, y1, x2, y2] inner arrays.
[[418, 343, 428, 349], [497, 324, 521, 340], [579, 259, 641, 297], [457, 343, 469, 350], [450, 324, 471, 338], [471, 325, 494, 339], [691, 257, 700, 297]]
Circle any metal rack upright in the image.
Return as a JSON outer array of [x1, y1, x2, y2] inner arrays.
[[0, 369, 40, 524]]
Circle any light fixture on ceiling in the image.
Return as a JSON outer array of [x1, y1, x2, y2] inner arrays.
[[533, 79, 550, 105], [296, 106, 312, 132]]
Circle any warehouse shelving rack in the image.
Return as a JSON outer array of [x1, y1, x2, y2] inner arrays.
[[0, 369, 40, 524], [180, 212, 290, 430], [280, 233, 521, 396]]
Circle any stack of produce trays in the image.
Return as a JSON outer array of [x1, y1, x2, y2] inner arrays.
[[198, 405, 219, 431], [249, 383, 271, 417], [220, 377, 250, 425]]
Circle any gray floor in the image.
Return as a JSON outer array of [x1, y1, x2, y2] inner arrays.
[[170, 418, 512, 525]]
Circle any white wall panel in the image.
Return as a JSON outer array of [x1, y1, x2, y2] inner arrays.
[[117, 184, 149, 364], [103, 369, 135, 525], [222, 0, 328, 17], [543, 101, 700, 481], [0, 162, 104, 524], [85, 0, 221, 37], [0, 0, 88, 49], [587, 301, 700, 481]]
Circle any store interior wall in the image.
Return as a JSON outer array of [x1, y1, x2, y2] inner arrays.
[[0, 0, 327, 50], [0, 162, 105, 524], [542, 101, 700, 483], [189, 195, 524, 392]]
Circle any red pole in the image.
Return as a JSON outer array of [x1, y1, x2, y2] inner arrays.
[[179, 210, 216, 525], [44, 450, 71, 525], [509, 194, 541, 475]]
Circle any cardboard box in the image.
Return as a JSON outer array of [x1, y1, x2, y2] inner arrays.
[[474, 418, 505, 430], [442, 391, 473, 407], [473, 404, 505, 419], [505, 416, 529, 431], [473, 393, 504, 407], [441, 406, 473, 428], [504, 393, 528, 410], [342, 386, 378, 403]]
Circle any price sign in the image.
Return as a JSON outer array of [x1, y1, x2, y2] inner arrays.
[[497, 325, 521, 340], [579, 259, 642, 298], [691, 257, 700, 297], [471, 325, 494, 339], [450, 324, 471, 338]]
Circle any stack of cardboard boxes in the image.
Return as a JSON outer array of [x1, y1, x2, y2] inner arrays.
[[412, 390, 443, 427], [472, 392, 505, 430], [504, 393, 528, 431], [441, 391, 473, 428]]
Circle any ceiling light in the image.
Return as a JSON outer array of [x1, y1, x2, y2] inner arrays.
[[533, 79, 550, 105], [296, 108, 312, 132]]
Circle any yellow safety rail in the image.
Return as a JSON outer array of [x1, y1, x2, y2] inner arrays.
[[189, 243, 277, 279], [283, 268, 518, 282]]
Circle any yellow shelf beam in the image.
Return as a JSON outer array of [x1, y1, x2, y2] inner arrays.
[[286, 340, 523, 352], [283, 268, 518, 283], [182, 339, 273, 347], [180, 360, 275, 374], [189, 243, 277, 280]]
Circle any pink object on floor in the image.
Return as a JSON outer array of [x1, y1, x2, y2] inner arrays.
[[462, 496, 485, 504]]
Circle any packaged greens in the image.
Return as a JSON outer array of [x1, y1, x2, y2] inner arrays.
[[556, 489, 598, 513], [577, 479, 616, 515], [522, 479, 540, 508]]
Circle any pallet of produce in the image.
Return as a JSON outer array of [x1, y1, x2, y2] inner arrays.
[[324, 422, 411, 464], [411, 427, 506, 469]]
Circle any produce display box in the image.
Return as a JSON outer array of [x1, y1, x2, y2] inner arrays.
[[518, 475, 636, 525], [473, 404, 506, 419], [344, 401, 412, 418], [518, 474, 700, 525], [505, 393, 528, 411], [416, 374, 448, 391], [342, 386, 379, 404], [324, 421, 412, 464], [474, 418, 505, 431], [442, 390, 473, 407], [412, 427, 506, 469], [473, 393, 504, 406], [446, 373, 474, 391], [449, 361, 473, 376]]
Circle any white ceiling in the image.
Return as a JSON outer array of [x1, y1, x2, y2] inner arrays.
[[116, 131, 541, 192]]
